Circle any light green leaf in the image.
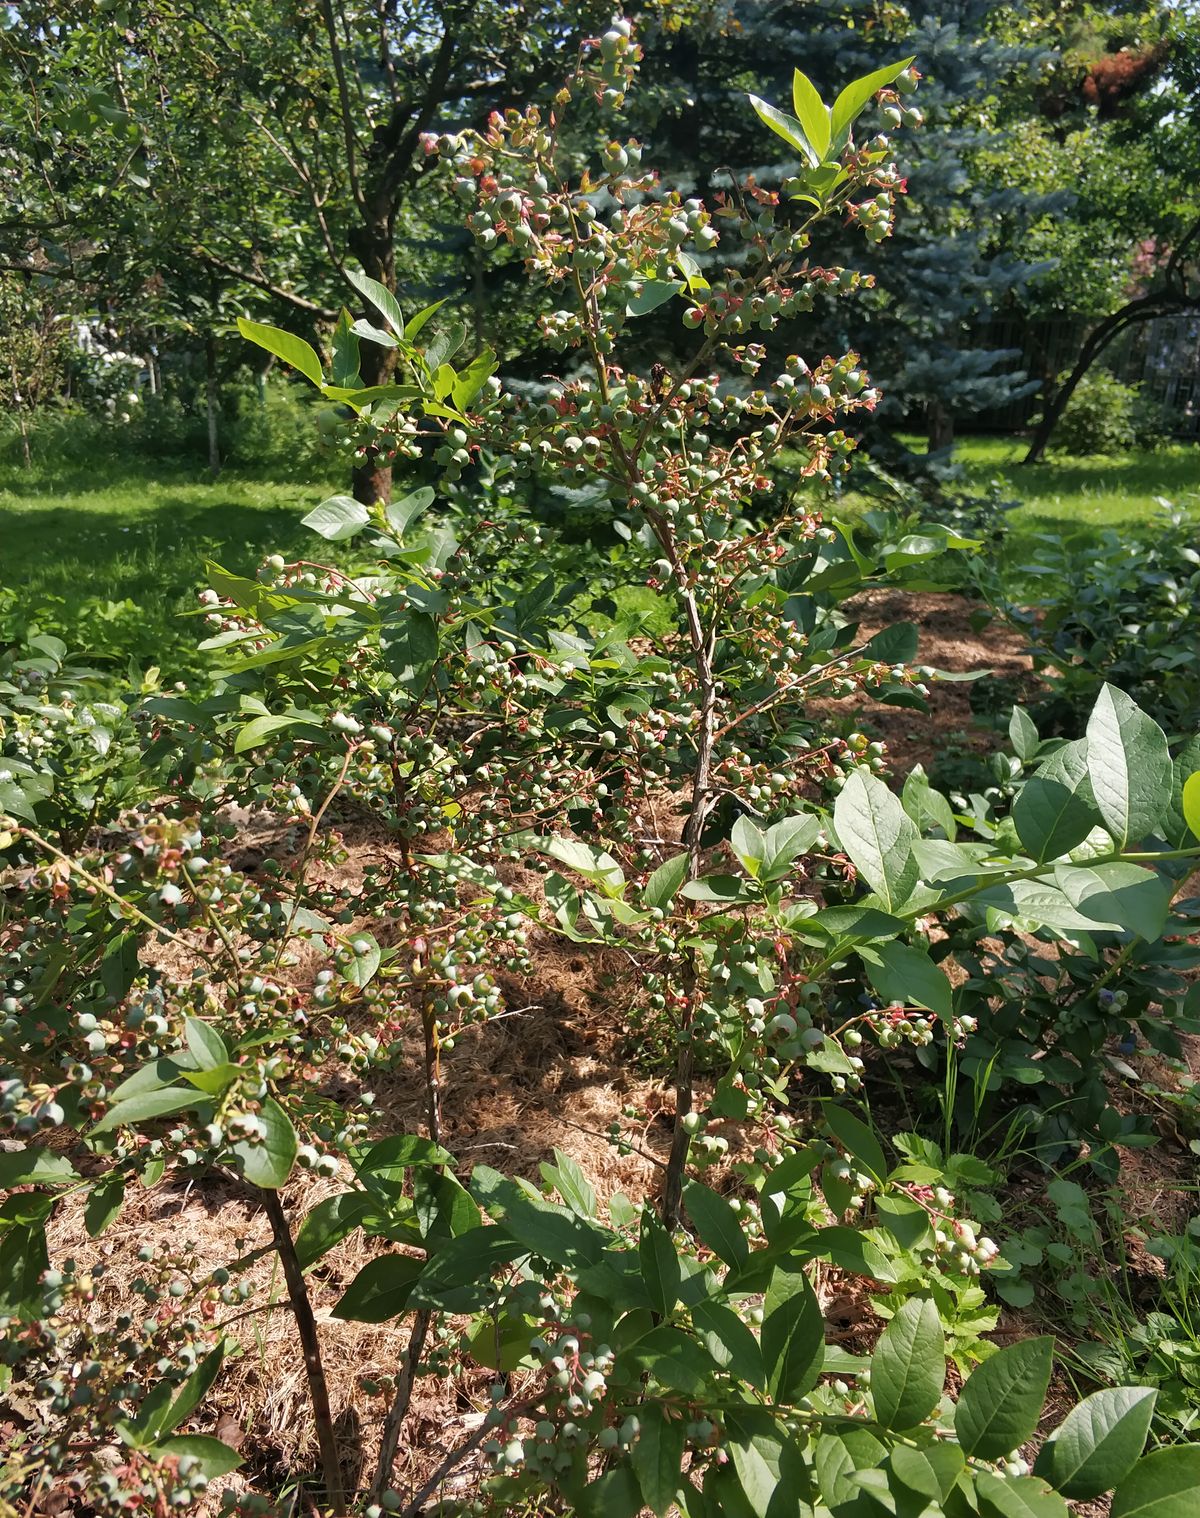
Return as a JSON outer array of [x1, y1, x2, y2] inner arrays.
[[295, 1191, 376, 1269], [236, 318, 323, 387], [1034, 1386, 1156, 1500], [626, 279, 684, 317], [345, 267, 405, 336], [630, 1403, 685, 1517], [1085, 685, 1172, 846], [1009, 706, 1040, 762], [1183, 771, 1200, 843], [1053, 862, 1171, 943], [761, 814, 821, 881], [833, 767, 919, 910], [691, 1299, 765, 1390], [302, 494, 371, 542], [232, 1096, 296, 1189], [185, 1017, 229, 1071], [1013, 765, 1096, 862], [823, 1104, 888, 1186], [870, 1297, 945, 1431], [830, 58, 916, 145], [731, 815, 766, 875], [861, 940, 953, 1020], [956, 1337, 1054, 1461], [386, 486, 435, 539], [643, 853, 689, 911], [233, 715, 321, 754], [92, 1086, 201, 1133], [747, 94, 820, 166], [0, 1148, 79, 1187], [150, 1434, 242, 1477], [683, 1180, 749, 1270], [977, 1471, 1069, 1518], [1110, 1446, 1200, 1517], [792, 69, 831, 159]]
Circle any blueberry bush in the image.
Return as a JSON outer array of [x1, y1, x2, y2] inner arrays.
[[4, 21, 1200, 1518]]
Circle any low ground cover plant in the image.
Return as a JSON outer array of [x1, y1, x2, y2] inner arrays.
[[4, 23, 1200, 1518]]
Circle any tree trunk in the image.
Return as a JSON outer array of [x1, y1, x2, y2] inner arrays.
[[1023, 292, 1196, 463], [204, 331, 220, 477], [348, 220, 398, 506], [927, 399, 954, 453]]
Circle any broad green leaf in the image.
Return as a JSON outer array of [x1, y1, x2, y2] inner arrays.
[[0, 1223, 49, 1317], [1034, 1386, 1156, 1500], [823, 1104, 888, 1186], [1110, 1446, 1200, 1517], [332, 1253, 423, 1322], [541, 837, 625, 893], [84, 1173, 126, 1237], [639, 1210, 682, 1316], [386, 486, 435, 539], [791, 69, 831, 159], [691, 1299, 765, 1390], [350, 319, 398, 349], [231, 1096, 296, 1189], [1009, 706, 1040, 762], [0, 1148, 78, 1187], [870, 1297, 944, 1430], [295, 1191, 376, 1269], [1183, 770, 1200, 843], [830, 58, 916, 145], [149, 1434, 242, 1478], [684, 1181, 749, 1270], [1085, 685, 1171, 846], [451, 346, 498, 410], [330, 308, 361, 387], [761, 1267, 824, 1400], [164, 1342, 226, 1434], [643, 852, 689, 911], [861, 940, 952, 1021], [404, 297, 447, 339], [233, 715, 322, 754], [834, 767, 918, 910], [731, 814, 766, 875], [976, 1471, 1069, 1518], [890, 1443, 964, 1502], [236, 318, 323, 387], [747, 94, 820, 166], [345, 266, 405, 335], [1013, 771, 1095, 862], [302, 494, 371, 542], [342, 930, 382, 988], [956, 1337, 1054, 1460], [626, 279, 684, 317], [92, 1086, 201, 1133], [761, 814, 821, 881], [631, 1402, 686, 1517], [1053, 861, 1171, 943], [539, 1150, 597, 1218], [380, 609, 439, 692], [185, 1017, 229, 1071]]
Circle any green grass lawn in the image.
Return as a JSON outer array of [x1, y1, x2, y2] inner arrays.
[[2, 435, 1196, 681], [952, 435, 1200, 542], [0, 460, 339, 678]]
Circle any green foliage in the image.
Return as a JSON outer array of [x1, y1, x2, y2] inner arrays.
[[0, 24, 1197, 1518], [983, 503, 1200, 737], [1052, 368, 1171, 457]]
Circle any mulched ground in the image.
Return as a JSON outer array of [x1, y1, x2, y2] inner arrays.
[[27, 592, 1200, 1516]]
